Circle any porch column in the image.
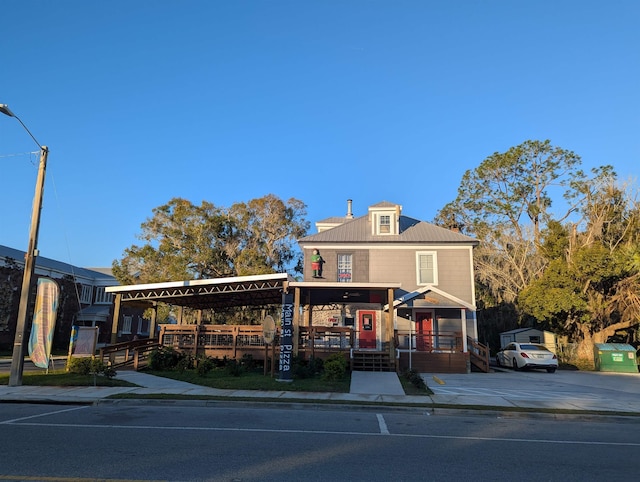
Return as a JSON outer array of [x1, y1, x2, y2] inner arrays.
[[469, 310, 478, 340], [387, 288, 395, 361], [149, 302, 158, 340], [110, 293, 122, 344], [177, 306, 184, 324], [461, 308, 468, 352]]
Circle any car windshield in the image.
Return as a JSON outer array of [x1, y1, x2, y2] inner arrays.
[[520, 344, 547, 351]]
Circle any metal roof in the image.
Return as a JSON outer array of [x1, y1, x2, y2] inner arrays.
[[106, 273, 294, 311], [0, 244, 116, 283], [299, 215, 478, 244]]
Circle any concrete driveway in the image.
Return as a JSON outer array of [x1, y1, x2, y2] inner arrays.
[[426, 368, 640, 412]]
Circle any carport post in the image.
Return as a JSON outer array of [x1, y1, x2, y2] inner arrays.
[[110, 293, 122, 344], [149, 302, 158, 340]]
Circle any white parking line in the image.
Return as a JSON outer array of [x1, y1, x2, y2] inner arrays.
[[0, 406, 89, 425], [376, 414, 389, 435]]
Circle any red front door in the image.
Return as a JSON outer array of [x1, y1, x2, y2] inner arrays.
[[358, 311, 377, 349], [415, 312, 433, 351]]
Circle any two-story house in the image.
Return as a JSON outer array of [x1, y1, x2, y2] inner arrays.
[[290, 200, 481, 373]]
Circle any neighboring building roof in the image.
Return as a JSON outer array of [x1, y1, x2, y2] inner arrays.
[[299, 214, 478, 244], [500, 327, 555, 335], [76, 304, 111, 322], [0, 245, 116, 283], [85, 267, 114, 277]]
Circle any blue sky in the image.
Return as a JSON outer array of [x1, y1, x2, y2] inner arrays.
[[2, 0, 638, 268]]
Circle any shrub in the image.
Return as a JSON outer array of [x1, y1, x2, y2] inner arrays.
[[403, 368, 426, 390], [148, 347, 186, 370], [292, 356, 324, 379], [224, 359, 243, 377], [322, 353, 348, 381], [176, 355, 195, 372], [66, 357, 117, 379], [240, 354, 255, 370], [196, 356, 216, 376]]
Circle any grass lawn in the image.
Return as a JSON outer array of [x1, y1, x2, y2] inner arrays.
[[144, 368, 352, 392], [0, 370, 136, 387], [144, 367, 431, 395]]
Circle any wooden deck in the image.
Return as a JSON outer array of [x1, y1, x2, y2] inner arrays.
[[101, 325, 482, 374]]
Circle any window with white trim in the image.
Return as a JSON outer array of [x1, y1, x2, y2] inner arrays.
[[80, 285, 92, 304], [94, 287, 113, 304], [137, 316, 150, 335], [122, 315, 132, 334], [337, 254, 352, 282], [379, 215, 391, 233], [416, 251, 438, 285]]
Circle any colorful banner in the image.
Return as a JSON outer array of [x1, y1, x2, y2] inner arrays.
[[28, 278, 60, 369]]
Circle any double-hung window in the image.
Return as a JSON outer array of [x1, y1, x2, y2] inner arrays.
[[416, 251, 438, 285], [94, 287, 113, 304], [122, 315, 132, 334], [337, 254, 352, 282], [379, 215, 391, 234], [80, 285, 92, 304]]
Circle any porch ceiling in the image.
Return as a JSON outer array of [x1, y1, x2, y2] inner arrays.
[[288, 281, 401, 305]]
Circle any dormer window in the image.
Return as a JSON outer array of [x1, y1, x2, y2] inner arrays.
[[379, 215, 391, 234], [369, 202, 401, 235]]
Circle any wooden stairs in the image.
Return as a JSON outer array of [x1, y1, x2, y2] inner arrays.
[[468, 337, 491, 373], [351, 351, 395, 372]]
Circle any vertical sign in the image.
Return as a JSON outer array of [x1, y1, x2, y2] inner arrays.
[[278, 292, 294, 382], [28, 278, 60, 369]]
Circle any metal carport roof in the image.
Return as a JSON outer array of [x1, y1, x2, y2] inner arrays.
[[105, 273, 294, 311]]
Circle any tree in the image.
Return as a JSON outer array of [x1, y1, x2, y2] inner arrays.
[[435, 140, 612, 305], [229, 195, 309, 276], [112, 195, 309, 285], [112, 198, 235, 284], [518, 179, 640, 361]]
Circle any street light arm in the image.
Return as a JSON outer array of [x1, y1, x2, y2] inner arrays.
[[0, 104, 43, 148]]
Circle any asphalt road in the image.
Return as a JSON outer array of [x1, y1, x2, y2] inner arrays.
[[1, 402, 639, 481]]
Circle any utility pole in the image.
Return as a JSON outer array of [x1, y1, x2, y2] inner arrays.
[[0, 104, 49, 387]]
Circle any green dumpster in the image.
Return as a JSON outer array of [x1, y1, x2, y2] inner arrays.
[[593, 343, 638, 373]]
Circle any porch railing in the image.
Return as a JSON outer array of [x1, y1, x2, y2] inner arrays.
[[394, 330, 463, 352], [467, 336, 490, 372], [158, 324, 358, 360], [99, 338, 161, 370]]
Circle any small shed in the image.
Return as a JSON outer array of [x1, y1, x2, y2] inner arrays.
[[500, 328, 557, 353]]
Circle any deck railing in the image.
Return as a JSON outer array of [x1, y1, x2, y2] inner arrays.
[[394, 330, 463, 353], [467, 336, 490, 372], [99, 338, 161, 369], [158, 324, 357, 360]]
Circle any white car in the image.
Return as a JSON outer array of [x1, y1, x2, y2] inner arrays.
[[496, 342, 558, 373]]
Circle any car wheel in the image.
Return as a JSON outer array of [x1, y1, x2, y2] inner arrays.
[[512, 358, 519, 371], [547, 368, 556, 373]]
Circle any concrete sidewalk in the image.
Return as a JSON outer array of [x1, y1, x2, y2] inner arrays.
[[0, 370, 422, 406], [2, 368, 640, 415]]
